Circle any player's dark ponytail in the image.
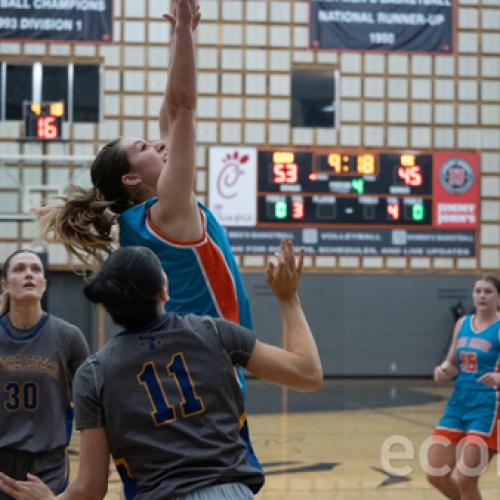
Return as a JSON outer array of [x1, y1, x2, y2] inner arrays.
[[84, 246, 165, 329]]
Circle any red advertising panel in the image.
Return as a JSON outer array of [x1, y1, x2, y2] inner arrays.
[[433, 152, 480, 229]]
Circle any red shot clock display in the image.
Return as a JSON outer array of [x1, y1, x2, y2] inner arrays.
[[24, 101, 64, 141]]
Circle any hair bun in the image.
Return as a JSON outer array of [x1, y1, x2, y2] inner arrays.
[[84, 277, 124, 304]]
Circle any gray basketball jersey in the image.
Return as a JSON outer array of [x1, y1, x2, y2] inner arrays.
[[0, 314, 89, 452], [74, 313, 263, 499]]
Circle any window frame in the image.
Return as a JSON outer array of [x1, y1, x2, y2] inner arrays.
[[290, 67, 339, 129], [0, 60, 101, 124]]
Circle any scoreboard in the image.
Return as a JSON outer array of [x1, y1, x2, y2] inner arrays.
[[257, 150, 478, 229], [24, 101, 64, 141], [208, 147, 479, 257]]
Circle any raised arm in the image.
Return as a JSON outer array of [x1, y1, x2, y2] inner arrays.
[[246, 241, 323, 392], [160, 0, 200, 139], [151, 0, 201, 238]]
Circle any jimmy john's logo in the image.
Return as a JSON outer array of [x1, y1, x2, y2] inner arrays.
[[439, 158, 474, 194]]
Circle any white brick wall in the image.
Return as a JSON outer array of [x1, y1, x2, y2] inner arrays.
[[0, 0, 497, 272]]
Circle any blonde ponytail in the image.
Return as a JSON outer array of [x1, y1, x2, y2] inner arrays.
[[39, 186, 117, 270]]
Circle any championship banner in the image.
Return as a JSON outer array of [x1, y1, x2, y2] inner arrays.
[[0, 0, 112, 42], [310, 0, 454, 53]]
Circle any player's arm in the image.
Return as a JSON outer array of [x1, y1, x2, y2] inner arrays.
[[160, 0, 200, 140], [478, 325, 500, 386], [433, 318, 462, 383], [245, 241, 323, 392], [62, 359, 109, 498], [58, 428, 109, 499], [150, 0, 201, 240], [67, 327, 90, 377]]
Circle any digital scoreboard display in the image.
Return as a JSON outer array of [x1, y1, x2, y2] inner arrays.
[[24, 101, 64, 141], [258, 150, 450, 227], [209, 147, 479, 257]]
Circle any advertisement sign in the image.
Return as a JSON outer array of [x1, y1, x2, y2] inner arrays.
[[208, 147, 257, 227], [310, 0, 454, 53], [432, 152, 480, 229], [225, 227, 476, 257], [0, 1, 113, 42]]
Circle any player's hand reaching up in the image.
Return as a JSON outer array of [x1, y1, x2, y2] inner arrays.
[[266, 240, 304, 302], [163, 0, 201, 30], [0, 473, 54, 500]]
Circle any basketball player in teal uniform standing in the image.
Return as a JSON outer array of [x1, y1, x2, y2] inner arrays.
[[427, 276, 500, 500], [0, 250, 89, 499], [0, 240, 323, 499]]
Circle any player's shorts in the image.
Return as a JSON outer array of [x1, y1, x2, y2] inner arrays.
[[433, 390, 500, 452], [0, 447, 68, 499], [172, 483, 253, 500]]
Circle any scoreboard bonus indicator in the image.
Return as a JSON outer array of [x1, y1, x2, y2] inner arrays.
[[258, 150, 477, 228]]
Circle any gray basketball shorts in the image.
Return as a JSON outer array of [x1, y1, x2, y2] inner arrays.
[[0, 447, 68, 500], [172, 483, 253, 500]]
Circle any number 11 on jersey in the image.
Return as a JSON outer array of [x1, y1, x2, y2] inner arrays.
[[137, 353, 205, 426]]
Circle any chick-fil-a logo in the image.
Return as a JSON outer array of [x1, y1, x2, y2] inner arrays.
[[209, 147, 257, 227], [216, 151, 249, 199]]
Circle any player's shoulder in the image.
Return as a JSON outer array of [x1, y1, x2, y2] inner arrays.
[[457, 314, 471, 328], [177, 313, 221, 346], [46, 315, 86, 345], [120, 198, 156, 219], [74, 354, 103, 392], [46, 314, 82, 334], [179, 313, 211, 334]]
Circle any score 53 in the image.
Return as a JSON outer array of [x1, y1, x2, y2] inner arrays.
[[271, 152, 299, 184]]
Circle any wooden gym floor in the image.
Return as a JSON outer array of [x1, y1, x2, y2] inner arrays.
[[68, 378, 500, 499]]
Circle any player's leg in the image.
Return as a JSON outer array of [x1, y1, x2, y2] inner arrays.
[[426, 435, 460, 499], [455, 435, 493, 500]]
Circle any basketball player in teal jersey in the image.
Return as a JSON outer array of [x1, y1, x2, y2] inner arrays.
[[0, 241, 323, 499], [427, 276, 500, 499], [39, 0, 251, 399], [37, 0, 259, 489], [0, 250, 89, 499]]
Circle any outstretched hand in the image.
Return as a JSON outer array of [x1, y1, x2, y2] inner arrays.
[[0, 473, 55, 500], [163, 0, 201, 30], [266, 240, 304, 302]]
